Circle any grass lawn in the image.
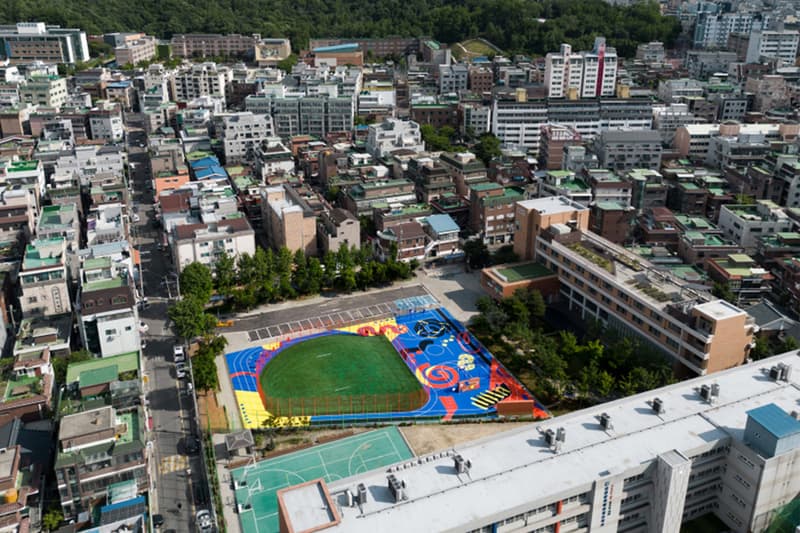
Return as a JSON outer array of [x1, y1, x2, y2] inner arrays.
[[260, 333, 425, 416]]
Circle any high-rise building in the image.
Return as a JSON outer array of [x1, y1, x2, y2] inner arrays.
[[544, 37, 618, 99]]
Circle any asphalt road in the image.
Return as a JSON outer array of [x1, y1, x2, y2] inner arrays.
[[126, 126, 209, 531], [228, 285, 430, 333]]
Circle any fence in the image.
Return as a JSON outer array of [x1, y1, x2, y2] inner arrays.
[[263, 389, 428, 418]]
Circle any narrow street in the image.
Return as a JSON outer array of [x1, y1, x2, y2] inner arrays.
[[126, 127, 209, 531]]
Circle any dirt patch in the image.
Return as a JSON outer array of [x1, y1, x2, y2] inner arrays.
[[198, 391, 228, 432], [400, 422, 532, 455]]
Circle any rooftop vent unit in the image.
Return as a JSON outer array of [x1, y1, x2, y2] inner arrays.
[[652, 397, 664, 414], [345, 490, 354, 507], [544, 428, 556, 446], [769, 365, 781, 380], [710, 383, 720, 398], [454, 454, 472, 474], [779, 363, 792, 382], [556, 427, 566, 443], [357, 483, 367, 504], [387, 474, 406, 502], [599, 413, 613, 430], [700, 384, 711, 401]]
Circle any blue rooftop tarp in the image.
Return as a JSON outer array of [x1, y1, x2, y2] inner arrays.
[[190, 156, 221, 170], [426, 214, 460, 234]]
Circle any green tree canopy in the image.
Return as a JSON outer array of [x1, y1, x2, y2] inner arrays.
[[180, 262, 213, 303]]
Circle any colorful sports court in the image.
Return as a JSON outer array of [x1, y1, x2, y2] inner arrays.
[[232, 427, 413, 533], [225, 306, 548, 428]]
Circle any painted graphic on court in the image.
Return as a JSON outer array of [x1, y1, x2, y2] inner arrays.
[[225, 303, 549, 428]]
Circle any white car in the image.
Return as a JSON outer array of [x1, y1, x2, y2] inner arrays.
[[132, 213, 141, 223], [196, 510, 214, 532], [139, 321, 149, 333], [176, 362, 187, 379], [173, 344, 185, 363]]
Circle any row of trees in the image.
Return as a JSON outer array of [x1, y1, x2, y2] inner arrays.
[[168, 245, 415, 343], [0, 0, 680, 58], [471, 289, 674, 405]]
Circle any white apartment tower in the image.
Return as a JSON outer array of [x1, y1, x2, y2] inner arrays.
[[544, 37, 618, 99]]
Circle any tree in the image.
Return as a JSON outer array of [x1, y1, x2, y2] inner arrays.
[[277, 54, 298, 73], [192, 336, 227, 391], [306, 257, 324, 295], [463, 239, 491, 270], [473, 133, 502, 165], [214, 251, 236, 297], [168, 299, 216, 339], [42, 508, 63, 532], [53, 349, 92, 385], [751, 335, 772, 360], [712, 281, 735, 304], [180, 262, 213, 303], [492, 244, 519, 265], [780, 335, 799, 353], [292, 249, 309, 294]]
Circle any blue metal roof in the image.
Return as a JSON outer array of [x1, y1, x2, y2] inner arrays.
[[313, 43, 359, 53], [747, 404, 800, 438], [426, 214, 460, 234], [196, 166, 227, 179], [190, 156, 220, 169]]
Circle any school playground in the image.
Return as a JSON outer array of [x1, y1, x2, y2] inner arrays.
[[224, 306, 549, 428], [231, 427, 413, 533]]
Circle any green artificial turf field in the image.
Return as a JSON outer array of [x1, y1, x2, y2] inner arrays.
[[259, 333, 426, 416]]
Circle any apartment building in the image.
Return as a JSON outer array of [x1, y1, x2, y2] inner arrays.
[[343, 179, 417, 217], [513, 195, 590, 260], [707, 254, 772, 306], [36, 203, 80, 253], [0, 159, 45, 200], [744, 28, 799, 65], [718, 201, 796, 253], [469, 183, 523, 245], [544, 38, 618, 98], [254, 38, 292, 66], [468, 66, 494, 94], [19, 76, 67, 108], [262, 184, 318, 256], [317, 208, 360, 255], [674, 122, 800, 161], [19, 238, 71, 318], [459, 102, 491, 137], [693, 8, 753, 49], [491, 95, 652, 152], [438, 152, 487, 197], [366, 119, 424, 159], [277, 351, 800, 533], [0, 23, 89, 64], [539, 124, 582, 171], [89, 107, 124, 143], [438, 64, 468, 94], [214, 112, 275, 164], [77, 261, 140, 359], [114, 36, 157, 66], [55, 406, 147, 520], [174, 63, 232, 104], [595, 130, 663, 172], [172, 217, 255, 270]]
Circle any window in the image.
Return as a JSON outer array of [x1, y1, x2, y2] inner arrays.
[[105, 329, 118, 336]]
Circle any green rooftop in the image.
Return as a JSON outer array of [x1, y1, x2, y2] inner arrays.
[[23, 238, 64, 269], [494, 262, 555, 283], [471, 182, 502, 192], [83, 277, 127, 292], [684, 231, 726, 246], [66, 352, 139, 385], [84, 257, 112, 270], [116, 412, 137, 444], [561, 179, 589, 192], [79, 365, 118, 389], [7, 160, 39, 172]]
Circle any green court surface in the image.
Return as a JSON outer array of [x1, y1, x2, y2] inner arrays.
[[260, 333, 425, 416], [232, 427, 413, 533]]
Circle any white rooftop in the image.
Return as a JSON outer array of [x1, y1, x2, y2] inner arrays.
[[280, 481, 339, 531], [281, 351, 800, 533], [694, 299, 746, 320], [517, 195, 588, 215]]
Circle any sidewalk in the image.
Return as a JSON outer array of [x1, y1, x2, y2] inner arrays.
[[211, 434, 242, 533], [215, 354, 241, 431]]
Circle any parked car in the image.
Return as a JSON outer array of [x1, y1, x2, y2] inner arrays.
[[185, 435, 200, 455], [196, 510, 214, 532], [152, 514, 164, 528], [139, 321, 149, 333], [173, 344, 185, 363], [176, 362, 187, 379]]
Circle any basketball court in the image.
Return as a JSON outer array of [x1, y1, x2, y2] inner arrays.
[[231, 427, 413, 533]]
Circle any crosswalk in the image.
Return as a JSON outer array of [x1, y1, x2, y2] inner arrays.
[[160, 454, 189, 475], [471, 384, 512, 410]]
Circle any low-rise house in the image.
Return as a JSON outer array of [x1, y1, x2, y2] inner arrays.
[[376, 221, 426, 263], [317, 208, 360, 255], [172, 217, 255, 271], [707, 254, 772, 306], [19, 238, 71, 318]]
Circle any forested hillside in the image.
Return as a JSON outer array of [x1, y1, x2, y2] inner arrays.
[[0, 0, 680, 57]]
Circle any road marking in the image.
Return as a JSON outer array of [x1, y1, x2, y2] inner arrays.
[[316, 353, 332, 359]]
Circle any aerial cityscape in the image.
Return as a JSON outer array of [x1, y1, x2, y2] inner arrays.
[[0, 0, 799, 531]]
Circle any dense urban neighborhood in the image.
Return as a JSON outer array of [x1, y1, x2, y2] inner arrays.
[[0, 0, 799, 532]]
